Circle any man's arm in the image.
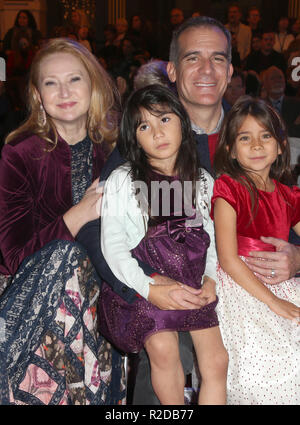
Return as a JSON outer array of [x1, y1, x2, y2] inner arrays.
[[100, 145, 125, 182], [76, 219, 157, 303]]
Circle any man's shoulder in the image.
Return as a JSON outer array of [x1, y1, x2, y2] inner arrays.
[[100, 145, 125, 181], [192, 129, 208, 141], [239, 23, 251, 34]]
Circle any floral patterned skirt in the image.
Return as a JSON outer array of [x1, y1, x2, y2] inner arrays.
[[0, 240, 126, 405]]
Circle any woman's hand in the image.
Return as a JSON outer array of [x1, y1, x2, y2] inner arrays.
[[63, 178, 103, 237]]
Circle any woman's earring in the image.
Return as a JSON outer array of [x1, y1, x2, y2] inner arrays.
[[39, 104, 47, 126]]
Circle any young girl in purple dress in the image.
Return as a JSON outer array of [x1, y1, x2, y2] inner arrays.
[[212, 96, 300, 404], [99, 85, 228, 405]]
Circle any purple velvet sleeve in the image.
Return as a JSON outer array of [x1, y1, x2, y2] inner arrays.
[[0, 143, 74, 275]]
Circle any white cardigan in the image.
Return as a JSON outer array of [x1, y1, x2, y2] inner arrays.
[[101, 163, 217, 299]]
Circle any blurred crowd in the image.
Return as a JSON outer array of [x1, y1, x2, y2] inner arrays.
[[1, 3, 300, 175]]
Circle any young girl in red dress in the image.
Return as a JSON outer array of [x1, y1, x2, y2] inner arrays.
[[212, 96, 300, 405]]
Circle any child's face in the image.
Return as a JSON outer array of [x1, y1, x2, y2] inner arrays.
[[136, 107, 182, 173], [232, 114, 282, 181]]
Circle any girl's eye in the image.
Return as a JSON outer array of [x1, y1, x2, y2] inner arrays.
[[44, 80, 55, 86], [262, 132, 272, 139], [161, 116, 170, 123], [139, 124, 149, 131], [239, 136, 250, 142]]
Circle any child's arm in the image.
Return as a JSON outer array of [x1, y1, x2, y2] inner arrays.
[[101, 168, 154, 299], [200, 170, 218, 304], [214, 198, 300, 321], [292, 221, 300, 237]]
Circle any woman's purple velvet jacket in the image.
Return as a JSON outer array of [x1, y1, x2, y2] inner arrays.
[[0, 133, 107, 276]]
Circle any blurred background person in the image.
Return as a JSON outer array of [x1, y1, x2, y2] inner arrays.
[[226, 3, 251, 61], [246, 6, 263, 36], [126, 15, 155, 56], [67, 9, 95, 53], [291, 18, 300, 40], [263, 65, 300, 137], [159, 8, 185, 60], [103, 24, 117, 47], [113, 18, 128, 47], [230, 32, 241, 68], [245, 30, 286, 75], [6, 29, 36, 120], [251, 32, 262, 53], [78, 25, 93, 52], [2, 9, 42, 57], [223, 69, 246, 106], [273, 16, 294, 54]]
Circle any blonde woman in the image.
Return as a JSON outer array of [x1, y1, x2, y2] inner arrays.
[[0, 39, 124, 405]]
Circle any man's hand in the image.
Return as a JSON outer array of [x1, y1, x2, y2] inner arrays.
[[148, 274, 204, 310], [245, 236, 300, 284]]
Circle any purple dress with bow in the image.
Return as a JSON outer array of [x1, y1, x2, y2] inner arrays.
[[99, 173, 219, 353]]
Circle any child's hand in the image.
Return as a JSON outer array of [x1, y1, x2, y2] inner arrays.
[[199, 276, 217, 305], [268, 296, 300, 322]]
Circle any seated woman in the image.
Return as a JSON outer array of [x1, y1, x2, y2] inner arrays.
[[6, 28, 36, 78], [0, 38, 124, 405]]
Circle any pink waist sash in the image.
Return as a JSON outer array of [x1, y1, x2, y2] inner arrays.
[[237, 235, 276, 256]]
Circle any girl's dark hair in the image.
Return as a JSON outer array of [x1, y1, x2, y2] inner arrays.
[[118, 84, 200, 211], [214, 95, 292, 215]]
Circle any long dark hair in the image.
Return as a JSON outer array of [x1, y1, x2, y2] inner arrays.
[[14, 9, 37, 30], [118, 84, 200, 211], [214, 95, 292, 216]]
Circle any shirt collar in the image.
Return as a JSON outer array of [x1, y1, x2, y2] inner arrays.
[[191, 107, 224, 135], [270, 95, 284, 106]]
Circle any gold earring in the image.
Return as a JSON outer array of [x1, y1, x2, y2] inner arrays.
[[39, 104, 46, 126]]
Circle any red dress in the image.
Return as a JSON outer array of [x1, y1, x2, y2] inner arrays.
[[211, 174, 300, 248]]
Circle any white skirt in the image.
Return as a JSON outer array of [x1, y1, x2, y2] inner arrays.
[[216, 262, 300, 405]]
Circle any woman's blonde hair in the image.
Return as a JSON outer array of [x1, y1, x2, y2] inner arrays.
[[6, 38, 120, 149]]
